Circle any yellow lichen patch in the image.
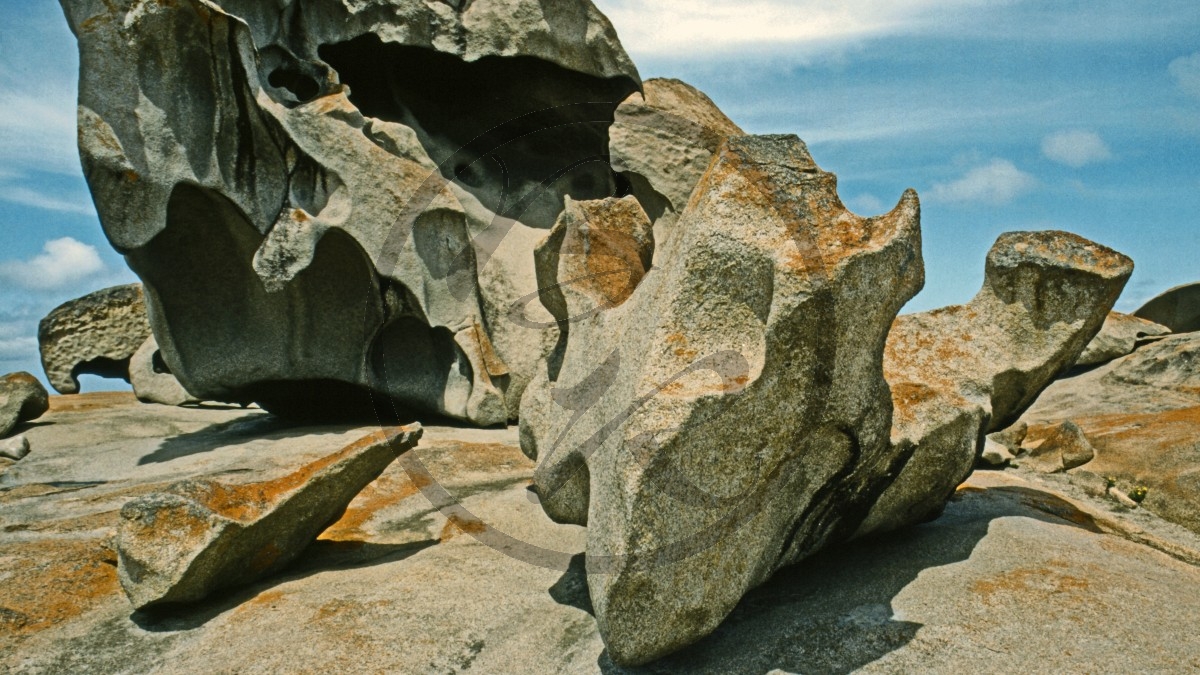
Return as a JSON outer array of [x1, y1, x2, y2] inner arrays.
[[0, 538, 120, 637]]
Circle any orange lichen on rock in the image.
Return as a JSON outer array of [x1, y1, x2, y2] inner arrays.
[[0, 538, 120, 638]]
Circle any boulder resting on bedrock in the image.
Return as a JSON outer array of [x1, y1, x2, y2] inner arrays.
[[1076, 311, 1170, 367], [521, 134, 925, 664], [116, 425, 422, 609], [857, 231, 1133, 535], [60, 0, 644, 424], [0, 372, 49, 440]]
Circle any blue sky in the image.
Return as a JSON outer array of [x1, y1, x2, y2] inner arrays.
[[1, 1, 1198, 391]]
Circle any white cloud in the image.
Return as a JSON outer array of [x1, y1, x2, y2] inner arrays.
[[0, 237, 107, 292], [593, 0, 1012, 58], [0, 336, 38, 362], [0, 184, 95, 215], [1041, 130, 1112, 168], [0, 90, 80, 177], [930, 159, 1036, 204], [1169, 52, 1200, 97]]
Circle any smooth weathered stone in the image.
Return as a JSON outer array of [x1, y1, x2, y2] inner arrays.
[[860, 231, 1133, 535], [1076, 311, 1170, 367], [980, 438, 1015, 466], [0, 372, 50, 439], [1104, 332, 1200, 395], [988, 421, 1028, 455], [1134, 281, 1200, 333], [0, 435, 30, 461], [9, 395, 1200, 673], [522, 134, 924, 665], [60, 0, 642, 424], [38, 285, 151, 394], [116, 425, 422, 609], [608, 78, 744, 252], [129, 336, 198, 407], [1023, 420, 1096, 473]]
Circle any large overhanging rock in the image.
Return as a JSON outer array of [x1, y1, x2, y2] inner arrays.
[[521, 134, 924, 664], [858, 231, 1133, 535], [38, 284, 151, 394], [117, 425, 422, 609], [60, 0, 641, 424]]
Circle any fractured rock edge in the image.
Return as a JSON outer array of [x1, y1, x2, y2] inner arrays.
[[117, 425, 423, 609]]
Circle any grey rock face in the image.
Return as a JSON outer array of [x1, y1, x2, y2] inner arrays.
[[130, 336, 199, 407], [522, 134, 924, 665], [1135, 282, 1200, 333], [60, 0, 641, 424], [38, 284, 151, 395], [1076, 311, 1170, 367], [0, 372, 50, 439], [860, 231, 1133, 535], [116, 425, 422, 609]]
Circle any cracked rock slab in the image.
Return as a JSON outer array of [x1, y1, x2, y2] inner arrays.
[[116, 425, 423, 609]]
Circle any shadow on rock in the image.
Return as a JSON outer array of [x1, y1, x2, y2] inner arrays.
[[137, 414, 357, 465], [571, 485, 1106, 674], [130, 538, 437, 632]]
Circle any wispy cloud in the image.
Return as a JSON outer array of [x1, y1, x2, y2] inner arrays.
[[1169, 52, 1200, 98], [1041, 130, 1112, 168], [0, 237, 107, 292], [594, 0, 1012, 58], [930, 159, 1036, 204], [0, 336, 38, 362], [0, 183, 94, 215]]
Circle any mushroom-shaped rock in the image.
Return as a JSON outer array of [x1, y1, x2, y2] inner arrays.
[[116, 425, 422, 609], [859, 231, 1132, 535], [38, 285, 151, 395], [0, 372, 50, 439], [521, 134, 924, 664], [60, 0, 642, 424]]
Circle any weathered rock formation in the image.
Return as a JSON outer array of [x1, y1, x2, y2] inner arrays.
[[608, 77, 744, 255], [116, 425, 422, 609], [859, 232, 1133, 535], [1022, 419, 1096, 473], [522, 134, 925, 664], [129, 336, 199, 407], [1135, 281, 1200, 333], [38, 284, 151, 395], [39, 284, 195, 405], [1076, 311, 1170, 367], [60, 0, 644, 424], [0, 372, 50, 439], [1104, 332, 1200, 395]]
